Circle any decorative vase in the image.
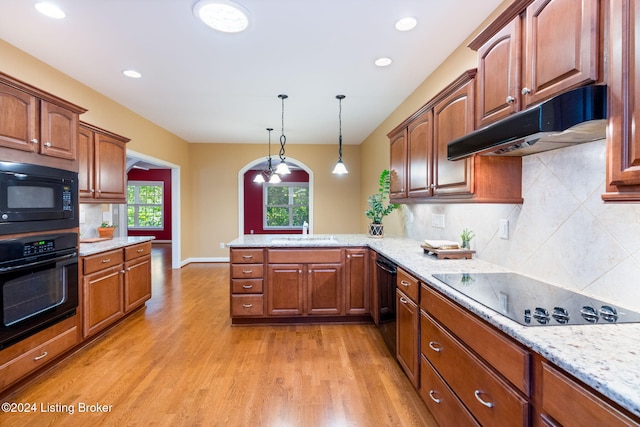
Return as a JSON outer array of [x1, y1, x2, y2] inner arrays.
[[369, 223, 384, 238], [97, 227, 115, 239], [461, 239, 470, 249]]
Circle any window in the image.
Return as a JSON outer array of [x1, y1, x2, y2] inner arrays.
[[264, 183, 309, 229], [127, 181, 164, 229]]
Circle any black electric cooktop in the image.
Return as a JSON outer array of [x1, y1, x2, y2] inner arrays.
[[432, 272, 640, 326]]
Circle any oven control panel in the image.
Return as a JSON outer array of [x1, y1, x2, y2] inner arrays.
[[23, 239, 56, 256]]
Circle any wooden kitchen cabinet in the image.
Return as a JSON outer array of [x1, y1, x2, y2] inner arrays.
[[471, 0, 600, 127], [603, 0, 640, 201], [79, 122, 129, 203], [268, 263, 305, 316], [344, 248, 369, 315], [388, 70, 523, 203], [396, 268, 420, 388], [230, 248, 265, 317], [306, 263, 343, 315], [0, 72, 86, 169], [124, 242, 152, 312]]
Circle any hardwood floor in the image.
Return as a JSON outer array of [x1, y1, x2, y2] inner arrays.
[[2, 244, 436, 426]]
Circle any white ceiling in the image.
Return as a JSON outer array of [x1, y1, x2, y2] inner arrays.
[[0, 0, 503, 147]]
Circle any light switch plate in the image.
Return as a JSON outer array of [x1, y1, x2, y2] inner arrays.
[[432, 214, 445, 228]]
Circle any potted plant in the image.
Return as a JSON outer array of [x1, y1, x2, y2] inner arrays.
[[365, 169, 399, 237], [97, 222, 116, 239], [460, 228, 475, 249]]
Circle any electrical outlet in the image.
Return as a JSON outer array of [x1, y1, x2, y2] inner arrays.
[[432, 214, 445, 229], [499, 219, 509, 239], [219, 242, 225, 249]]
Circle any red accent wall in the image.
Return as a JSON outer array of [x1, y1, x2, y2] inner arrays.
[[244, 169, 309, 234], [127, 168, 172, 241]]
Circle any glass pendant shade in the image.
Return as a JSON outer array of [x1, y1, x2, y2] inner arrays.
[[253, 173, 265, 183], [268, 173, 281, 183], [332, 159, 348, 174], [275, 159, 291, 175]]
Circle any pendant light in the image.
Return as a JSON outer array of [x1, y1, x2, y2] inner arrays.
[[253, 128, 281, 183], [275, 94, 291, 175], [332, 94, 348, 174]]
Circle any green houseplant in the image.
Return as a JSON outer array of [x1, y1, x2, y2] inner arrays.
[[365, 169, 399, 237]]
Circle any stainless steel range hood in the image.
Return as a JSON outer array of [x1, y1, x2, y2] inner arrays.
[[447, 85, 607, 161]]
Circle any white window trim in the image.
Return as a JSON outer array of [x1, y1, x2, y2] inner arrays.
[[263, 182, 309, 230], [128, 180, 164, 230]]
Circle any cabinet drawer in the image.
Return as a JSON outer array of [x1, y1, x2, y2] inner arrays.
[[125, 242, 152, 261], [420, 355, 480, 427], [83, 249, 124, 275], [231, 295, 264, 316], [231, 264, 263, 279], [397, 268, 419, 302], [231, 279, 263, 294], [421, 311, 528, 426], [268, 249, 341, 264], [231, 248, 264, 264], [422, 284, 530, 395], [0, 325, 79, 389], [541, 362, 639, 426]]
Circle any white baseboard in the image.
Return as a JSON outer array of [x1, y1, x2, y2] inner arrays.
[[180, 257, 230, 267]]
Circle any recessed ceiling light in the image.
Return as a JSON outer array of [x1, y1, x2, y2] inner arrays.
[[395, 17, 417, 31], [35, 2, 66, 19], [375, 57, 393, 67], [193, 0, 250, 33], [122, 70, 142, 79]]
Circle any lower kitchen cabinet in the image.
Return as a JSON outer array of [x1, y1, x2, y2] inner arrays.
[[230, 248, 265, 317], [124, 242, 152, 312], [396, 268, 420, 388], [345, 248, 369, 315]]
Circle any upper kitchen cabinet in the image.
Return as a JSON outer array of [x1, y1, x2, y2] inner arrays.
[[471, 0, 601, 127], [79, 122, 130, 203], [0, 72, 86, 170], [603, 0, 640, 201], [389, 70, 522, 204]]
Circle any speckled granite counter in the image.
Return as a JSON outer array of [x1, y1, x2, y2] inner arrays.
[[228, 234, 640, 418], [79, 236, 155, 257]]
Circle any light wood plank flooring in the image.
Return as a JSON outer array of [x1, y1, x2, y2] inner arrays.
[[2, 244, 436, 426]]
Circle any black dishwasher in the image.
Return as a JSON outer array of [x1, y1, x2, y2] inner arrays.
[[375, 254, 397, 355]]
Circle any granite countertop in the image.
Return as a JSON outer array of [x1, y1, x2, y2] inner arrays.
[[227, 234, 640, 418], [79, 236, 155, 257]]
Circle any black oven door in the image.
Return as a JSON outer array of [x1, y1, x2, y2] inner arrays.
[[0, 249, 78, 349]]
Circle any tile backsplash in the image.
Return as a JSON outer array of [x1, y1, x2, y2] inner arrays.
[[402, 139, 640, 311]]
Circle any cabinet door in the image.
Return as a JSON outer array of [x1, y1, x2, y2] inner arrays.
[[397, 289, 419, 388], [433, 78, 474, 197], [476, 17, 521, 128], [307, 263, 342, 315], [267, 264, 304, 316], [522, 0, 599, 108], [124, 255, 152, 312], [83, 266, 124, 338], [345, 249, 369, 315], [407, 109, 433, 198], [0, 82, 38, 152], [78, 125, 94, 199], [94, 132, 127, 202], [389, 127, 407, 199], [604, 0, 640, 200], [39, 100, 78, 160]]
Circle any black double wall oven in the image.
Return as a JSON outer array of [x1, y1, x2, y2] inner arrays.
[[0, 162, 79, 349]]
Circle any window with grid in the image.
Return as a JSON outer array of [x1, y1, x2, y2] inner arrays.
[[127, 181, 164, 229], [264, 183, 309, 229]]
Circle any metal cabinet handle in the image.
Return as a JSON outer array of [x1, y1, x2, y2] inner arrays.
[[399, 297, 409, 304], [242, 255, 253, 259], [242, 285, 253, 289], [30, 138, 39, 144], [242, 270, 252, 274], [242, 303, 253, 308], [101, 258, 111, 263], [137, 249, 144, 253], [521, 87, 531, 95], [506, 95, 515, 103], [428, 390, 441, 404], [400, 280, 411, 287], [474, 390, 494, 408], [428, 341, 442, 352], [44, 142, 52, 147], [34, 351, 48, 361]]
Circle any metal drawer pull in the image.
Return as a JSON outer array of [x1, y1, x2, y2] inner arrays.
[[506, 95, 515, 103], [400, 280, 411, 287], [399, 297, 409, 304], [428, 390, 441, 404], [474, 390, 494, 408], [137, 249, 144, 253], [30, 138, 39, 144], [521, 87, 531, 95], [243, 270, 253, 274], [428, 341, 442, 352], [101, 259, 111, 263], [44, 142, 51, 147], [242, 285, 253, 289], [242, 303, 253, 308], [34, 351, 48, 361], [242, 255, 253, 259]]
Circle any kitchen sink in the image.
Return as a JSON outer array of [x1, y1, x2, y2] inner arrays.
[[270, 236, 338, 245]]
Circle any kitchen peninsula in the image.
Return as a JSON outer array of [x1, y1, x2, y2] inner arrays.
[[227, 234, 640, 425]]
